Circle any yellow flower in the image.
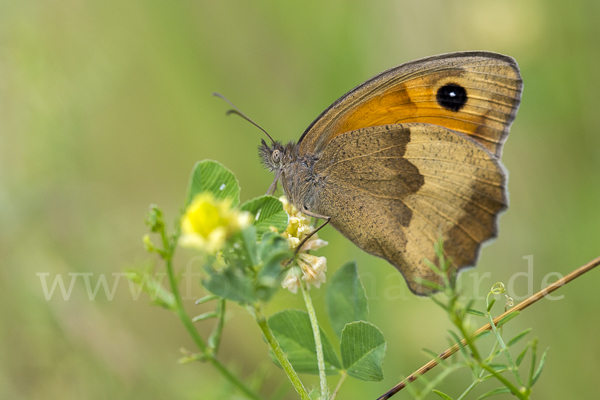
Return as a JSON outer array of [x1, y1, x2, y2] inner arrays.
[[179, 193, 251, 253], [278, 196, 328, 292]]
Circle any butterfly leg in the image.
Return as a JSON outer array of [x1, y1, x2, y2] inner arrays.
[[265, 170, 282, 195], [292, 208, 331, 258]]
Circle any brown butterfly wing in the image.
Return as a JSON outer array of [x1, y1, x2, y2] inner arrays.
[[311, 124, 507, 295], [298, 51, 522, 158]]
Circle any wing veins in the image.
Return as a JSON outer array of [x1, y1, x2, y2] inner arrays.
[[419, 170, 503, 187], [404, 157, 499, 172], [415, 196, 482, 244], [417, 180, 500, 215], [384, 99, 515, 118], [321, 142, 406, 173], [420, 173, 503, 207]]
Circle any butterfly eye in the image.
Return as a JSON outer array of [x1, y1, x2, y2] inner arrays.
[[272, 150, 282, 163]]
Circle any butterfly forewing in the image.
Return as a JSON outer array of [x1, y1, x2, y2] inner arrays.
[[298, 51, 522, 158]]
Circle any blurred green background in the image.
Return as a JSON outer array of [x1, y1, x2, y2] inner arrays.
[[1, 0, 599, 399]]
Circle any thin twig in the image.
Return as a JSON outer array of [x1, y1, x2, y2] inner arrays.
[[376, 255, 600, 400]]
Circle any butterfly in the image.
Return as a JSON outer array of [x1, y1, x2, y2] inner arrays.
[[255, 51, 522, 295]]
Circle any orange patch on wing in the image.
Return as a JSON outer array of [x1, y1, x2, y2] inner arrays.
[[331, 72, 515, 156]]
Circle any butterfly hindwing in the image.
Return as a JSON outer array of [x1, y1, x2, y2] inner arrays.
[[311, 124, 507, 294]]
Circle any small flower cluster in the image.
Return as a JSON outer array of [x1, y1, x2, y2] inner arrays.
[[177, 192, 328, 294], [277, 197, 328, 293], [179, 193, 251, 253]]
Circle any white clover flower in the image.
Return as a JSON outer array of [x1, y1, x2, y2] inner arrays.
[[278, 196, 328, 252], [278, 196, 328, 292], [297, 253, 327, 289], [281, 267, 302, 294]]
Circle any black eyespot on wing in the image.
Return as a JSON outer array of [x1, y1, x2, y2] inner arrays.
[[436, 83, 467, 112]]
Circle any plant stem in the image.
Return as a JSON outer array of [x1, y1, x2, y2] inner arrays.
[[254, 307, 310, 400], [486, 308, 523, 386], [456, 376, 478, 400], [454, 314, 481, 362], [301, 282, 329, 400], [162, 232, 263, 400], [376, 254, 600, 400], [480, 364, 527, 400], [163, 241, 207, 354], [458, 334, 505, 400], [331, 371, 347, 400]]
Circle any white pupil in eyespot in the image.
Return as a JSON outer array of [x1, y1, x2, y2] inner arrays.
[[449, 92, 456, 97]]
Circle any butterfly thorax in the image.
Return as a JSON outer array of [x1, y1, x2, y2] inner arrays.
[[259, 139, 322, 212]]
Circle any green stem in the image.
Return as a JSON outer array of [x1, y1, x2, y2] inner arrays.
[[254, 307, 310, 400], [458, 332, 506, 400], [162, 231, 263, 400], [451, 303, 482, 364], [331, 371, 347, 400], [456, 377, 479, 400], [480, 364, 527, 400], [163, 245, 207, 351], [486, 297, 524, 386], [301, 282, 329, 400]]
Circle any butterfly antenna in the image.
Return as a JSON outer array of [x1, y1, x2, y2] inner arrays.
[[212, 92, 275, 144]]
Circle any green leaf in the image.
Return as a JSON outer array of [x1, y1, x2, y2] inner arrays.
[[530, 347, 548, 386], [495, 311, 520, 328], [414, 276, 444, 292], [474, 330, 492, 341], [241, 195, 288, 236], [185, 160, 240, 207], [308, 388, 321, 400], [432, 389, 454, 400], [507, 328, 532, 348], [466, 308, 486, 317], [125, 270, 175, 309], [202, 264, 255, 304], [340, 321, 386, 381], [516, 342, 531, 366], [423, 258, 443, 275], [528, 337, 538, 386], [486, 298, 496, 312], [255, 232, 291, 301], [203, 230, 291, 304], [326, 261, 369, 338], [447, 330, 467, 360], [258, 231, 287, 259], [268, 310, 341, 375], [487, 363, 508, 372], [239, 225, 259, 267], [191, 311, 218, 322], [195, 294, 219, 305], [476, 387, 511, 399], [422, 348, 447, 365]]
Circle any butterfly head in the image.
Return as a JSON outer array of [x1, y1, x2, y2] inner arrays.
[[259, 139, 297, 173]]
